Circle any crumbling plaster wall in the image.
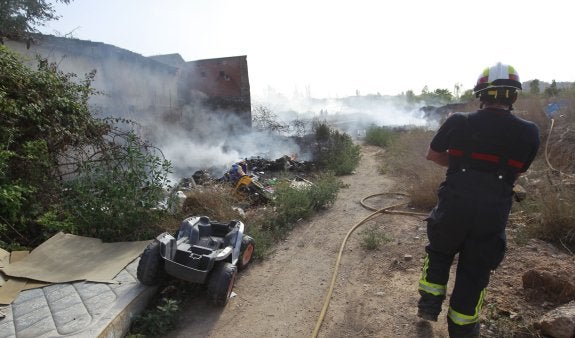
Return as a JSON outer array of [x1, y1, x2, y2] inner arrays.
[[6, 35, 179, 125], [180, 56, 252, 126], [5, 35, 251, 127]]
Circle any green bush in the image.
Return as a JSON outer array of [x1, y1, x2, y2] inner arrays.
[[313, 122, 361, 175], [365, 125, 395, 147], [1, 46, 103, 247], [130, 298, 180, 336], [0, 45, 172, 248], [272, 184, 314, 227], [308, 173, 340, 209], [264, 173, 340, 232], [61, 132, 172, 241]]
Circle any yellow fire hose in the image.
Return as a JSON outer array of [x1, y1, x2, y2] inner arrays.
[[311, 193, 429, 338]]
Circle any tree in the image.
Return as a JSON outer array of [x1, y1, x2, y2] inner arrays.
[[432, 88, 453, 103], [252, 104, 288, 134], [0, 0, 71, 41], [544, 79, 560, 98], [419, 87, 453, 104], [405, 90, 416, 103], [459, 89, 474, 102], [289, 118, 307, 137], [453, 83, 462, 99], [529, 79, 540, 95]]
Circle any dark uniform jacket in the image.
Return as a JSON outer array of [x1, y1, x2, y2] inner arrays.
[[426, 107, 540, 267], [431, 108, 540, 187]]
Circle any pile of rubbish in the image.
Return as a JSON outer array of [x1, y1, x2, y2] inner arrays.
[[159, 155, 316, 211], [184, 155, 314, 188], [245, 155, 315, 174]]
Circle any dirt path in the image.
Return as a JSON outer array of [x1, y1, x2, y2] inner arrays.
[[168, 145, 449, 337]]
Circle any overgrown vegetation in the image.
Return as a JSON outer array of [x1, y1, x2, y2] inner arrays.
[[313, 120, 361, 175], [0, 45, 172, 249], [364, 125, 395, 148], [513, 93, 575, 253]]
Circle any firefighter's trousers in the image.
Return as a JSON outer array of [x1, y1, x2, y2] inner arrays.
[[418, 171, 513, 337]]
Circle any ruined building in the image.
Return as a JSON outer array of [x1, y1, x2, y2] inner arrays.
[[5, 34, 251, 128]]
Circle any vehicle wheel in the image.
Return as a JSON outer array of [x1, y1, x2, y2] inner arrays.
[[237, 235, 255, 271], [136, 241, 165, 286], [207, 262, 237, 306]]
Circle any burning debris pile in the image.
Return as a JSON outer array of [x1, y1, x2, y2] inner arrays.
[[185, 155, 314, 186], [244, 155, 315, 174], [163, 154, 317, 210]]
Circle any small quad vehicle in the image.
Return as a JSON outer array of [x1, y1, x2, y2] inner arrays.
[[137, 216, 255, 306]]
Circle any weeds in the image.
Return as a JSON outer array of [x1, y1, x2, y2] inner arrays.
[[483, 302, 542, 338], [518, 176, 575, 252], [130, 298, 180, 336], [365, 125, 395, 148], [360, 224, 391, 250], [255, 172, 342, 256], [0, 48, 174, 248]]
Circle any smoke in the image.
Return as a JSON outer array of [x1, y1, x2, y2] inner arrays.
[[254, 90, 432, 137], [142, 104, 302, 183], [12, 36, 436, 185]]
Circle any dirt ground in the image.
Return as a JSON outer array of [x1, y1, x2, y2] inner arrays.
[[166, 145, 575, 338]]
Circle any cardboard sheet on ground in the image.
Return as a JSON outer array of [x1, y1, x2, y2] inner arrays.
[[0, 250, 48, 305], [1, 232, 150, 284]]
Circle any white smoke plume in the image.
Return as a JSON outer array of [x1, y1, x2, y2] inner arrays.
[[140, 103, 302, 183], [253, 89, 432, 138]]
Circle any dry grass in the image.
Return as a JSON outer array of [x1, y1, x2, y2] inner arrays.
[[381, 94, 575, 252], [381, 128, 444, 210], [512, 94, 575, 252], [520, 174, 575, 252], [181, 184, 245, 222], [516, 94, 575, 173]]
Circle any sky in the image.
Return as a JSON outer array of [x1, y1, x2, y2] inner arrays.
[[40, 0, 574, 99]]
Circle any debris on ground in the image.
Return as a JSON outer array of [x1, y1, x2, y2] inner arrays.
[[158, 154, 318, 211]]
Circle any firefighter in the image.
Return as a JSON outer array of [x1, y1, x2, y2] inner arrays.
[[417, 63, 540, 337]]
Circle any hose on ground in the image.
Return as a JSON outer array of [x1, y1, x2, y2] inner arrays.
[[311, 193, 428, 338]]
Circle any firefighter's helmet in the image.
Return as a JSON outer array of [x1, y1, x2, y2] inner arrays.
[[473, 63, 522, 102]]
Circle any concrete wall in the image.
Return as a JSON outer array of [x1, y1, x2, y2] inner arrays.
[[180, 56, 252, 126], [5, 35, 251, 127]]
